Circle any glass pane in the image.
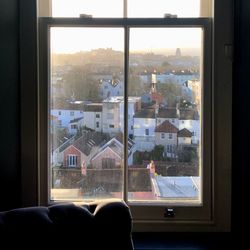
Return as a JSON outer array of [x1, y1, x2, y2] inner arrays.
[[52, 0, 123, 17], [128, 0, 201, 17], [50, 27, 124, 201], [128, 28, 202, 203]]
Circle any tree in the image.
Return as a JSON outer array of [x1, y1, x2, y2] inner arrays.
[[63, 66, 100, 101], [158, 83, 182, 107], [151, 145, 165, 161], [177, 146, 198, 163]]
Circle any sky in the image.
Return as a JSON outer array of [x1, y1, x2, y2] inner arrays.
[[51, 0, 201, 54]]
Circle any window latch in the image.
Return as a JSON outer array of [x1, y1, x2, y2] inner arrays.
[[164, 13, 178, 18], [164, 208, 175, 218]]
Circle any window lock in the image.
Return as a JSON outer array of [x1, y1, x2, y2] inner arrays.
[[164, 208, 175, 218]]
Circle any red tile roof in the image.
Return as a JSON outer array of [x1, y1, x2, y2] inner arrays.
[[155, 120, 178, 133]]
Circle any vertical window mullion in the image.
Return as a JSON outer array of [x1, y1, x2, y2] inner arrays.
[[123, 25, 129, 202]]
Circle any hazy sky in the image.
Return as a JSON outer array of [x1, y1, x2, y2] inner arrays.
[[51, 27, 202, 54], [51, 0, 201, 54]]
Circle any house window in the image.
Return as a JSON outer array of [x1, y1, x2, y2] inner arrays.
[[58, 111, 61, 115], [161, 133, 165, 139], [168, 133, 173, 139], [96, 114, 100, 118], [67, 155, 77, 167], [34, 0, 232, 232], [71, 124, 77, 129], [109, 124, 115, 128], [167, 145, 173, 153], [96, 121, 99, 128]]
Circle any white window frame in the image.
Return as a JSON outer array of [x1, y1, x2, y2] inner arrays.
[[20, 0, 232, 233], [67, 154, 77, 167]]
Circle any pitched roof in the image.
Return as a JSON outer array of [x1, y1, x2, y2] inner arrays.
[[69, 117, 83, 123], [51, 100, 84, 110], [157, 108, 178, 118], [155, 120, 178, 133], [178, 128, 193, 137], [134, 109, 155, 119], [91, 135, 135, 161], [72, 131, 108, 156]]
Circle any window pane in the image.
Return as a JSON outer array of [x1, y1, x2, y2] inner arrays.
[[128, 0, 200, 17], [128, 28, 202, 203], [50, 27, 124, 201], [52, 0, 123, 17]]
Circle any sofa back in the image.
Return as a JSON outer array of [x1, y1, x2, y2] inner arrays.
[[0, 201, 134, 249]]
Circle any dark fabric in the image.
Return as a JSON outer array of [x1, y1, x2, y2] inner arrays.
[[0, 201, 134, 249]]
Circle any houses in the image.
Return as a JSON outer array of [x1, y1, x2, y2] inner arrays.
[[139, 71, 198, 85], [53, 131, 108, 169], [119, 96, 141, 136], [91, 134, 135, 169], [133, 109, 156, 151], [156, 108, 179, 128], [155, 120, 178, 158], [68, 117, 84, 135], [82, 103, 103, 132], [51, 101, 84, 128], [179, 109, 200, 144], [102, 97, 123, 135], [99, 78, 123, 100], [178, 128, 193, 145], [102, 96, 141, 136]]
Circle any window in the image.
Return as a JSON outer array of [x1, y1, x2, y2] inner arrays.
[[58, 111, 61, 115], [167, 144, 173, 153], [161, 133, 165, 139], [96, 114, 100, 118], [29, 0, 232, 232], [96, 121, 99, 128], [168, 133, 173, 139], [70, 111, 74, 116], [109, 124, 115, 128], [67, 155, 77, 167], [71, 124, 77, 129]]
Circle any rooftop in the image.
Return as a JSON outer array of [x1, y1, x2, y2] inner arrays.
[[83, 103, 103, 112], [134, 109, 155, 119], [157, 108, 178, 118], [155, 120, 178, 133], [155, 176, 199, 198], [178, 128, 193, 137]]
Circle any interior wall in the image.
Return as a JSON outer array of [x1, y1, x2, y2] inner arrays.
[[233, 0, 250, 235], [0, 0, 21, 211]]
